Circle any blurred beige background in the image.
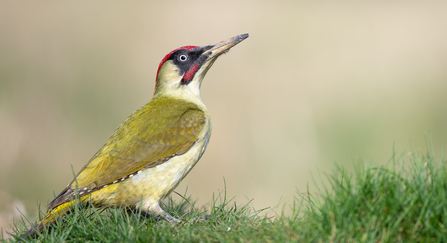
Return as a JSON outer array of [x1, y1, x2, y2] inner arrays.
[[1, 0, 446, 234]]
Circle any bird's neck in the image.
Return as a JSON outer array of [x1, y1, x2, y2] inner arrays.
[[152, 91, 208, 113]]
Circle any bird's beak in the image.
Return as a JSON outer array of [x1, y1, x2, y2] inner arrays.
[[186, 33, 249, 86], [203, 33, 249, 60]]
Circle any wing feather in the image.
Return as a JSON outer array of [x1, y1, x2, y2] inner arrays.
[[48, 98, 207, 209]]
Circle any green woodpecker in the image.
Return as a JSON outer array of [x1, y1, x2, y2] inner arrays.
[[23, 33, 249, 238]]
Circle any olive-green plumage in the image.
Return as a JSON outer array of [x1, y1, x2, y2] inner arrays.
[[23, 33, 248, 238], [50, 98, 208, 207]]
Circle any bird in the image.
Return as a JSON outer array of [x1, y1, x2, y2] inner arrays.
[[22, 33, 249, 238]]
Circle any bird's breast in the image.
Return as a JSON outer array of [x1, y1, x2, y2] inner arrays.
[[130, 123, 211, 207]]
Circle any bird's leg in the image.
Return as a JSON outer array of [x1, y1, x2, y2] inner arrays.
[[153, 204, 181, 224], [159, 210, 181, 224], [129, 205, 181, 225]]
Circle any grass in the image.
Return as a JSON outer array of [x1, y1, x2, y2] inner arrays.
[[3, 143, 447, 242]]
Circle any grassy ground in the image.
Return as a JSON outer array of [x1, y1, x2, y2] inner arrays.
[[3, 144, 447, 242]]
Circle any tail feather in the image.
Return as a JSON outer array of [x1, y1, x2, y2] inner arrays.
[[21, 200, 79, 239]]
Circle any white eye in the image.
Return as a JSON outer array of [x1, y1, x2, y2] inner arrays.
[[178, 54, 188, 62]]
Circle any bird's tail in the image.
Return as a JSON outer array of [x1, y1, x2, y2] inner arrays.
[[21, 199, 82, 239]]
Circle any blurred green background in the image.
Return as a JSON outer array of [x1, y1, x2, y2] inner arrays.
[[1, 1, 446, 233]]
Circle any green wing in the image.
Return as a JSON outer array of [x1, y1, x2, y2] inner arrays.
[[49, 98, 207, 209]]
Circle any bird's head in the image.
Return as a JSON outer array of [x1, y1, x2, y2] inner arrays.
[[153, 34, 248, 100]]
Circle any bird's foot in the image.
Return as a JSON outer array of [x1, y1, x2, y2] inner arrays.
[[128, 207, 182, 226], [189, 214, 211, 223], [160, 211, 181, 225]]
